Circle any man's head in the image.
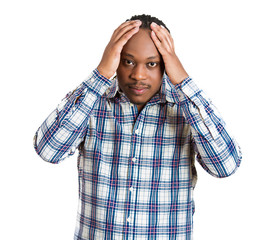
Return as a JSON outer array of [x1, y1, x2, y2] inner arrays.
[[117, 14, 169, 112]]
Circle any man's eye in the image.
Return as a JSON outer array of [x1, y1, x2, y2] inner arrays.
[[124, 59, 134, 66], [148, 62, 157, 67]]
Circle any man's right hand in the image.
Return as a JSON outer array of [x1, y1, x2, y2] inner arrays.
[[97, 20, 142, 79]]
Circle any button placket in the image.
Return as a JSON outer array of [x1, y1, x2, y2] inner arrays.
[[125, 115, 142, 237]]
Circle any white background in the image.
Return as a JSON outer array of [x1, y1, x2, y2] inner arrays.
[[1, 0, 274, 239]]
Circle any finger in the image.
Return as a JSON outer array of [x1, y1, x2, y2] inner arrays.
[[151, 30, 162, 50], [112, 20, 141, 42], [113, 20, 136, 36], [155, 27, 174, 50], [151, 22, 174, 50], [155, 24, 174, 48], [151, 30, 173, 57], [114, 26, 140, 51], [112, 21, 142, 52]]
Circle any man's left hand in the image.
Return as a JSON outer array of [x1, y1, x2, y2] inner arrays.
[[150, 22, 188, 85]]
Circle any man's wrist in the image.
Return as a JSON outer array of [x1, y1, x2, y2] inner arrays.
[[97, 66, 114, 79], [169, 69, 189, 85]]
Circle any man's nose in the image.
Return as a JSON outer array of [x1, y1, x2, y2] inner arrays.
[[130, 64, 147, 81]]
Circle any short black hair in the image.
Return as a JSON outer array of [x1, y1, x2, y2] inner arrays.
[[127, 14, 170, 33]]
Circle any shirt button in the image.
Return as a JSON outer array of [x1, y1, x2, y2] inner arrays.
[[129, 186, 134, 192], [135, 129, 139, 134], [127, 217, 131, 223], [132, 157, 136, 163]]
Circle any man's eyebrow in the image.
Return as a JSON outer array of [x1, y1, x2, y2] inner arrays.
[[121, 53, 135, 58], [147, 55, 160, 60], [122, 53, 160, 60]]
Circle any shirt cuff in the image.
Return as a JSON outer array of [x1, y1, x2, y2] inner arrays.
[[83, 69, 113, 97], [175, 76, 201, 101]]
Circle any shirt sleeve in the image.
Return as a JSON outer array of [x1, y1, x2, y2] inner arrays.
[[33, 69, 112, 164], [175, 77, 242, 178]]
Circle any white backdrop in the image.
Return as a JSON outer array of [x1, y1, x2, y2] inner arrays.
[[1, 0, 274, 239]]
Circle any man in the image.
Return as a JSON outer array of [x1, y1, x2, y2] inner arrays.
[[34, 14, 242, 240]]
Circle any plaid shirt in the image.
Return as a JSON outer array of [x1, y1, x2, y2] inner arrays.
[[34, 69, 241, 240]]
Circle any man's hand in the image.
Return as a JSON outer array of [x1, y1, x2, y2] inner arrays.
[[97, 20, 142, 79], [150, 22, 188, 85]]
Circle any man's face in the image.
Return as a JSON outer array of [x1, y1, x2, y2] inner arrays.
[[117, 28, 164, 112]]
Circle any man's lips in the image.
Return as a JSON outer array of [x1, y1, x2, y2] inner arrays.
[[128, 85, 149, 95]]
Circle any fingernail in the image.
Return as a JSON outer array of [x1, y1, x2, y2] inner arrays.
[[151, 22, 157, 27]]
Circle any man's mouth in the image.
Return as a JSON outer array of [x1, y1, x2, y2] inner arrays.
[[128, 85, 149, 95]]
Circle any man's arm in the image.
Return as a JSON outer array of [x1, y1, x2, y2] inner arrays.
[[176, 77, 242, 177], [151, 23, 242, 177], [34, 20, 142, 163], [34, 70, 112, 163]]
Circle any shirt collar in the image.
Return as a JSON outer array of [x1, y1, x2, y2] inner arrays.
[[104, 73, 180, 104]]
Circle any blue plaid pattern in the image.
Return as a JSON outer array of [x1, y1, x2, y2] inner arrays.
[[34, 69, 241, 240]]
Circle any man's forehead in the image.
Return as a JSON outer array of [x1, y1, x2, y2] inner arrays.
[[121, 29, 160, 59]]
